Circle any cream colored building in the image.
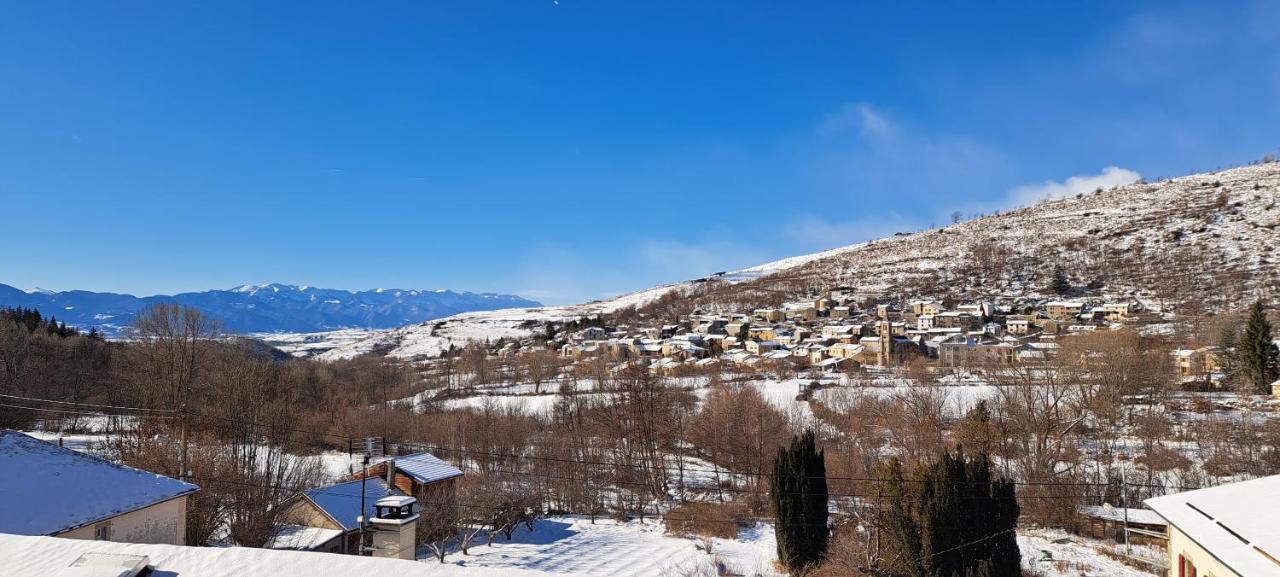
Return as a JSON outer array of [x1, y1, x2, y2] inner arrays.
[[0, 430, 197, 545], [1146, 474, 1280, 577]]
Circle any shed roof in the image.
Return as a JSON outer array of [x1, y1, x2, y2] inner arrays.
[[389, 452, 465, 485]]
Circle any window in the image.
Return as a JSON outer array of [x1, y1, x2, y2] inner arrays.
[[93, 522, 111, 541], [1178, 554, 1197, 577]]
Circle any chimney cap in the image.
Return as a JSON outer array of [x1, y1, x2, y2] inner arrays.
[[375, 495, 416, 508]]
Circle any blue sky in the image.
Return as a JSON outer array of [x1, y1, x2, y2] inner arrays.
[[2, 1, 1278, 305]]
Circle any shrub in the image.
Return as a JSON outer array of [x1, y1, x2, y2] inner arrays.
[[664, 502, 743, 540]]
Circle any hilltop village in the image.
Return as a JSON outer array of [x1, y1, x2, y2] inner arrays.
[[521, 287, 1193, 377]]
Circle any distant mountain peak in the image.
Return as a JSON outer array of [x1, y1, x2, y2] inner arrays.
[[0, 282, 541, 336]]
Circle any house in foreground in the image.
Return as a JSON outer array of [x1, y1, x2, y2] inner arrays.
[[0, 430, 197, 545], [271, 451, 463, 558], [1145, 474, 1280, 577]]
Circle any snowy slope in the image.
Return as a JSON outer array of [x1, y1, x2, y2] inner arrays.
[[722, 161, 1280, 308]]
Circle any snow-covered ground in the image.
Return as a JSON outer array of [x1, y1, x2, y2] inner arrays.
[[1019, 528, 1163, 577], [408, 516, 1160, 577], [416, 516, 779, 577]]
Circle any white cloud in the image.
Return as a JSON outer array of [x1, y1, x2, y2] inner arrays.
[[818, 102, 898, 139], [1006, 166, 1141, 207]]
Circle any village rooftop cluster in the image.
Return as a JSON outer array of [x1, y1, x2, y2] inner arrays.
[[547, 288, 1152, 376]]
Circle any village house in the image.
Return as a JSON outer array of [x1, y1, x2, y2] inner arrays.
[[745, 339, 779, 355], [822, 324, 859, 341], [753, 308, 785, 323], [1173, 347, 1222, 381], [1146, 474, 1280, 577], [910, 300, 944, 316], [1045, 300, 1086, 320], [937, 336, 1017, 367], [933, 311, 980, 331], [0, 430, 198, 545], [1102, 302, 1134, 321], [1006, 317, 1034, 335]]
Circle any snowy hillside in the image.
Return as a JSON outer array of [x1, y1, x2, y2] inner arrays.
[[0, 283, 540, 335], [734, 161, 1280, 309], [287, 161, 1280, 360]]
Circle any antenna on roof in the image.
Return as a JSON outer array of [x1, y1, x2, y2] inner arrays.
[[349, 436, 385, 556]]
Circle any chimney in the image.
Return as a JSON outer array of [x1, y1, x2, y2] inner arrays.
[[368, 496, 419, 560], [385, 459, 396, 487]]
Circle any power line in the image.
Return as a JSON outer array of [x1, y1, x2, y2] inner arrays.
[[0, 393, 176, 413], [0, 401, 178, 419]]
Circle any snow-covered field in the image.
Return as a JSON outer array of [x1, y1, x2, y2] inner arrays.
[[407, 516, 1160, 577], [1019, 528, 1162, 577], [416, 516, 780, 577]]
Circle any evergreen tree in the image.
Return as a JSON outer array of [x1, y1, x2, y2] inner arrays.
[[1050, 266, 1071, 295], [876, 450, 1020, 577], [1241, 301, 1280, 393], [771, 429, 829, 573]]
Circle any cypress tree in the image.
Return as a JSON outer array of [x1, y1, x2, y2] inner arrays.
[[771, 429, 829, 573], [876, 450, 1020, 577], [988, 479, 1021, 577], [1242, 301, 1280, 393]]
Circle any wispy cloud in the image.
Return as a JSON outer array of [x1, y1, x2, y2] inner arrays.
[[809, 102, 1006, 203], [1005, 166, 1141, 207], [818, 103, 898, 140]]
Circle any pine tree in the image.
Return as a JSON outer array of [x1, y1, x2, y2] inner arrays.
[[771, 429, 829, 573], [1050, 266, 1071, 295], [1241, 301, 1280, 393]]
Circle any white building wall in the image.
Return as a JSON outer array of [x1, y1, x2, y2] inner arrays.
[[57, 495, 188, 546]]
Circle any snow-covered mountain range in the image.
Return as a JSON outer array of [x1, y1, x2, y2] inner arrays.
[[289, 160, 1280, 360], [0, 283, 541, 335]]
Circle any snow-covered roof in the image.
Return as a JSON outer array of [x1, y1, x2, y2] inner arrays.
[[0, 430, 198, 536], [388, 451, 464, 485], [1078, 504, 1166, 526], [1145, 475, 1280, 576], [303, 478, 394, 532], [266, 524, 344, 550], [0, 533, 542, 577]]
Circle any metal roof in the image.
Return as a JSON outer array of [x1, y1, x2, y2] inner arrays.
[[302, 478, 393, 532], [390, 452, 464, 484]]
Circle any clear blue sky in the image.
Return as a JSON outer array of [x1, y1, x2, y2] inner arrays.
[[2, 2, 1277, 304]]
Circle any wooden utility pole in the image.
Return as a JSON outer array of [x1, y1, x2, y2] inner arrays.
[[178, 396, 189, 482], [358, 452, 369, 555]]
